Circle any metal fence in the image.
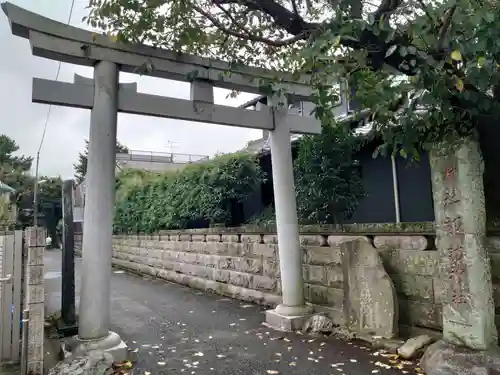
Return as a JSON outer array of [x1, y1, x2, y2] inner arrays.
[[116, 150, 209, 164]]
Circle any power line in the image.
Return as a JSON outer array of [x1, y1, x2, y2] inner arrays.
[[33, 0, 77, 227], [37, 0, 77, 155]]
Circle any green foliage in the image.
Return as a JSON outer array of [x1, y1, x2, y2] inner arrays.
[[247, 205, 276, 227], [74, 139, 129, 184], [0, 135, 33, 194], [0, 135, 63, 226], [294, 124, 364, 224], [87, 0, 500, 154], [114, 152, 266, 233]]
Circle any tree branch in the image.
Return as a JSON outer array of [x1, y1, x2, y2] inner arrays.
[[436, 4, 457, 50], [213, 0, 320, 34], [373, 0, 403, 22], [194, 4, 308, 47], [415, 0, 436, 26]]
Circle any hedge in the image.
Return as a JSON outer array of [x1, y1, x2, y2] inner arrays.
[[114, 152, 265, 233]]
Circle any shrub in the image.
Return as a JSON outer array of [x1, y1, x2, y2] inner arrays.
[[114, 152, 266, 233], [294, 124, 365, 224]]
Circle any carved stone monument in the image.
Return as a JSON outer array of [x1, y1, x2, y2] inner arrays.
[[341, 238, 398, 339], [429, 138, 497, 350]]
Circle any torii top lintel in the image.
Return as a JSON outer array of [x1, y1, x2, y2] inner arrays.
[[1, 2, 317, 100]]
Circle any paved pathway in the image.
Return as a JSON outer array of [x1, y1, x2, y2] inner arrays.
[[44, 250, 423, 375]]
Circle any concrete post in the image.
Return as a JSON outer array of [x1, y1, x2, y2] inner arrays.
[[264, 95, 311, 331], [75, 61, 126, 359], [24, 227, 45, 375]]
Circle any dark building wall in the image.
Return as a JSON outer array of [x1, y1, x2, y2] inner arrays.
[[346, 147, 435, 224], [242, 140, 436, 225], [345, 147, 397, 223], [395, 153, 435, 222]]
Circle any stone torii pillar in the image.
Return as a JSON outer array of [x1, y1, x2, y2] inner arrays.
[[264, 95, 312, 330], [71, 63, 134, 359]]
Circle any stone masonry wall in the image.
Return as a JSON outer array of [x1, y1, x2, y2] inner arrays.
[[74, 224, 500, 338]]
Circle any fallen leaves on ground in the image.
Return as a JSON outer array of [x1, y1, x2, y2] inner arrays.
[[111, 360, 134, 374]]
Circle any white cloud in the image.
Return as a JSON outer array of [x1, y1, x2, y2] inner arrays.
[[0, 0, 262, 179]]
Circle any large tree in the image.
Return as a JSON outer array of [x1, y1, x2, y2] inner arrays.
[[74, 139, 129, 184], [86, 0, 500, 153]]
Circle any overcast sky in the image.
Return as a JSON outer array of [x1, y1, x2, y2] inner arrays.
[[0, 0, 262, 179]]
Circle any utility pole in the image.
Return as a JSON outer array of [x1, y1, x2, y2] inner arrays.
[[33, 151, 40, 227]]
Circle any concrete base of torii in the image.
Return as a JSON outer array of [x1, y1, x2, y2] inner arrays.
[[63, 332, 128, 362], [265, 305, 313, 331]]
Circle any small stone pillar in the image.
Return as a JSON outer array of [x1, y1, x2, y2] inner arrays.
[[264, 95, 311, 331], [429, 138, 497, 349], [24, 227, 46, 375]]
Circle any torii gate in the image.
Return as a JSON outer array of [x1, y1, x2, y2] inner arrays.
[[2, 2, 325, 362]]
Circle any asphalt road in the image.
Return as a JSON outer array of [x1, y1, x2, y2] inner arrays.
[[44, 250, 423, 375]]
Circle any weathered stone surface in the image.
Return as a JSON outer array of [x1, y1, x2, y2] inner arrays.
[[379, 250, 439, 276], [327, 235, 369, 247], [325, 265, 343, 286], [398, 334, 434, 359], [390, 273, 434, 300], [341, 239, 398, 339], [374, 235, 428, 251], [302, 265, 325, 284], [420, 340, 500, 375], [399, 300, 442, 329], [302, 314, 334, 334], [303, 246, 341, 265], [305, 284, 343, 306], [221, 234, 239, 243], [262, 234, 278, 244], [262, 259, 280, 278], [240, 234, 262, 244], [191, 234, 206, 242], [430, 139, 497, 350], [300, 235, 326, 246], [205, 234, 221, 242], [48, 350, 114, 375]]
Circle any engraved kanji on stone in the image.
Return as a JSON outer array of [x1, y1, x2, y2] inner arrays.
[[442, 216, 463, 236], [444, 165, 457, 180], [451, 292, 468, 307], [443, 188, 460, 207]]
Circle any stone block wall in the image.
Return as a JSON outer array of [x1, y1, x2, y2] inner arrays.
[[74, 223, 500, 337]]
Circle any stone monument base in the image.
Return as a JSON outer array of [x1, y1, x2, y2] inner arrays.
[[421, 340, 500, 375], [63, 332, 127, 363], [265, 304, 313, 331]]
